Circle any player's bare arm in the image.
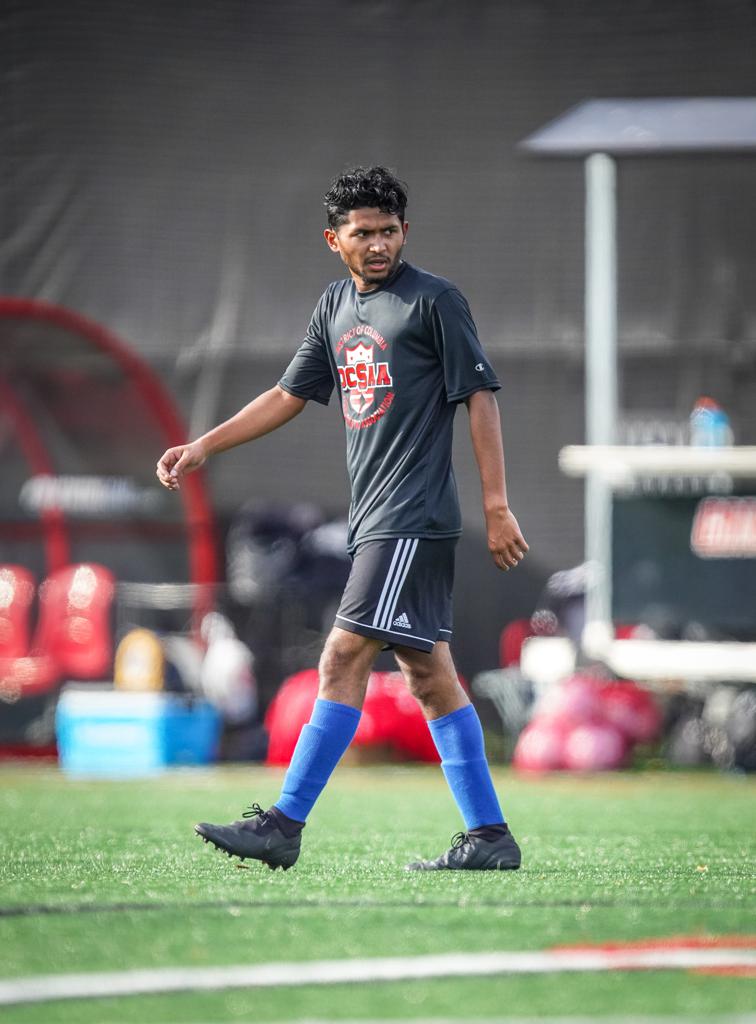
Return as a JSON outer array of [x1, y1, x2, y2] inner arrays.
[[466, 388, 529, 571], [156, 385, 306, 491]]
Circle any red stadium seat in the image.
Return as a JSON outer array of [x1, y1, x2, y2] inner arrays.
[[0, 565, 35, 658], [34, 564, 115, 679], [264, 669, 320, 765], [264, 669, 440, 766], [0, 566, 58, 700], [0, 652, 60, 699], [356, 672, 439, 762], [498, 618, 535, 667]]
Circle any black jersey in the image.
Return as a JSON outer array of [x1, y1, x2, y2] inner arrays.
[[279, 261, 500, 553]]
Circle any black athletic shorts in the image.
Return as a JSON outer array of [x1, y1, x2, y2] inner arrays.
[[335, 537, 455, 653]]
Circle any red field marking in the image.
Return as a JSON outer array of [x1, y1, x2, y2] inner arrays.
[[2, 944, 756, 1006], [553, 935, 756, 978], [555, 935, 756, 951]]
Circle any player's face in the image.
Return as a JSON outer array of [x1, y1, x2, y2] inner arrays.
[[324, 208, 408, 292]]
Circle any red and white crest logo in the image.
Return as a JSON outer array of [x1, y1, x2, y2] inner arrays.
[[345, 342, 375, 414], [336, 325, 395, 430]]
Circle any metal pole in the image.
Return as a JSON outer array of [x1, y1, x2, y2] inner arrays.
[[584, 153, 618, 631]]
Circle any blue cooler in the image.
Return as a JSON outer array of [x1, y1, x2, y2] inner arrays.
[[56, 686, 222, 776]]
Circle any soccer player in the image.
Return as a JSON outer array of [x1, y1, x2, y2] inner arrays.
[[156, 166, 528, 871]]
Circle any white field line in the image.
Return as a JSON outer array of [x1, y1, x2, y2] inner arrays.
[[1, 947, 755, 1007]]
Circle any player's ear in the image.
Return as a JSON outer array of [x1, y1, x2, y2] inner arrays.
[[401, 222, 409, 244], [324, 228, 340, 253]]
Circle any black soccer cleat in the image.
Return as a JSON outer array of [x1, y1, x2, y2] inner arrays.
[[195, 804, 302, 871], [405, 824, 521, 871]]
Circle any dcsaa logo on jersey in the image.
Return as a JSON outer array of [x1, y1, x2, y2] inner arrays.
[[341, 342, 385, 414], [336, 325, 395, 430]]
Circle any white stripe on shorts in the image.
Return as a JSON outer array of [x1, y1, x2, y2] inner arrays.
[[378, 538, 418, 631], [371, 539, 407, 629], [371, 538, 419, 631]]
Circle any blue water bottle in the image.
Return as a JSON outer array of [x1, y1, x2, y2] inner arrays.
[[689, 397, 732, 447]]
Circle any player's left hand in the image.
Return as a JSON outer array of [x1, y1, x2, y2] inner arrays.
[[486, 506, 529, 572]]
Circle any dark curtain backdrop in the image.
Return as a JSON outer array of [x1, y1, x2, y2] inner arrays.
[[2, 0, 756, 677]]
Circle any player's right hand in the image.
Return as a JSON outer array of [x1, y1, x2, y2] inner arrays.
[[156, 440, 207, 491], [486, 506, 529, 572]]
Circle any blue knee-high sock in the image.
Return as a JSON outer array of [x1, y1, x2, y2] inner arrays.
[[275, 698, 361, 822], [428, 704, 505, 830]]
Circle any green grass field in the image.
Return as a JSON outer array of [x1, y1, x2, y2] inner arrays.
[[0, 763, 754, 1022]]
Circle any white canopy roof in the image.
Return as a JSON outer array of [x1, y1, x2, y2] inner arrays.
[[521, 98, 756, 156]]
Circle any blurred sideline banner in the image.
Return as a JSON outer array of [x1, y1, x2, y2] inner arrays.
[[1, 1, 755, 362]]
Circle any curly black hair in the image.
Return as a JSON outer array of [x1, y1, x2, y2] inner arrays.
[[324, 166, 408, 228]]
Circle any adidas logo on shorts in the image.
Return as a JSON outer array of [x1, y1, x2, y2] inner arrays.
[[393, 612, 412, 629]]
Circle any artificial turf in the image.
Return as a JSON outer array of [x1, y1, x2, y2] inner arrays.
[[0, 763, 754, 1022]]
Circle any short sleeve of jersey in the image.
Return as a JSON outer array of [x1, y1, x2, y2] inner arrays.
[[431, 288, 500, 402], [278, 301, 335, 406]]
